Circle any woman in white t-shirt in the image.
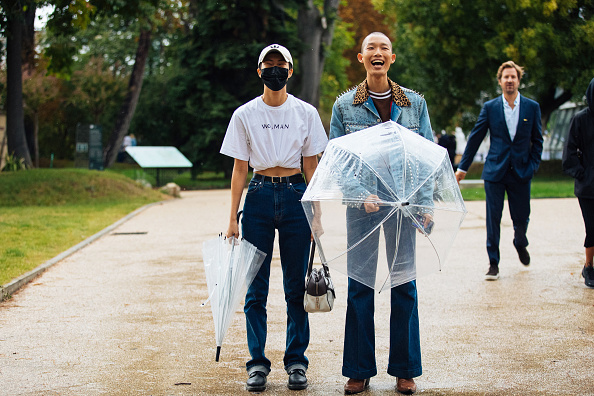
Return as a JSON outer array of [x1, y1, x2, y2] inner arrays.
[[220, 44, 327, 392]]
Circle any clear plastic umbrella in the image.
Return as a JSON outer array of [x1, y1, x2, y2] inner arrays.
[[201, 233, 266, 361], [302, 121, 467, 291]]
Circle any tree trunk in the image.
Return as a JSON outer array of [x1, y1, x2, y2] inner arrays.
[[22, 4, 36, 72], [5, 13, 32, 167], [33, 112, 39, 168], [103, 28, 152, 168], [296, 0, 340, 107]]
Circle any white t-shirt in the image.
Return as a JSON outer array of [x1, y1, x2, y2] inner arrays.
[[220, 94, 328, 172]]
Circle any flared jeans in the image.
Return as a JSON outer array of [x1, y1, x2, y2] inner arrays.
[[343, 206, 422, 379]]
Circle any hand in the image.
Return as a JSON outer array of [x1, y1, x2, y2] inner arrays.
[[422, 213, 433, 228], [311, 215, 324, 240], [226, 219, 239, 239], [416, 213, 434, 235], [363, 194, 381, 213], [455, 170, 466, 184]]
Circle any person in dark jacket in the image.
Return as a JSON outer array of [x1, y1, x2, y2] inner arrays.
[[456, 61, 543, 280], [562, 77, 594, 288]]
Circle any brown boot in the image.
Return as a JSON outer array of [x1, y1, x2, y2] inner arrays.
[[344, 378, 369, 394], [396, 378, 416, 394]]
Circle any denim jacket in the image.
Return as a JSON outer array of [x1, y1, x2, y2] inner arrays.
[[329, 79, 434, 212]]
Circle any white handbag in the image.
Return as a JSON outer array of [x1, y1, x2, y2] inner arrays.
[[303, 242, 335, 313]]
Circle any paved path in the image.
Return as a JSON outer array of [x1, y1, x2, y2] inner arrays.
[[1, 191, 593, 395]]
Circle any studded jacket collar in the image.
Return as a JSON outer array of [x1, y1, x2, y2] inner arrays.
[[352, 78, 412, 107]]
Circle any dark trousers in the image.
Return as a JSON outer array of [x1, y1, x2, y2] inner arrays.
[[578, 197, 594, 248], [484, 169, 531, 265]]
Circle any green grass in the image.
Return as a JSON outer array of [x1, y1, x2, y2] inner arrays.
[[460, 176, 575, 201], [0, 169, 167, 286]]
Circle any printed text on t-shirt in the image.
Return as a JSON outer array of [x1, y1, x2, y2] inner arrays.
[[262, 124, 290, 130]]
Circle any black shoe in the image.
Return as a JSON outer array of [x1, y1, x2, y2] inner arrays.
[[582, 265, 594, 288], [246, 371, 267, 392], [287, 368, 307, 390], [485, 264, 499, 280], [514, 243, 530, 265]]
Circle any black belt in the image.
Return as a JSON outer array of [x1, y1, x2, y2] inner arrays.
[[253, 173, 304, 183]]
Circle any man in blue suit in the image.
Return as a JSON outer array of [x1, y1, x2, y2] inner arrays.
[[456, 61, 543, 280]]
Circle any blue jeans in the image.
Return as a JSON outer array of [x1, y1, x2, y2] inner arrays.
[[343, 206, 422, 379], [242, 177, 311, 374]]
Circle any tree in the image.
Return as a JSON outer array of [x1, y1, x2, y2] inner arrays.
[[22, 58, 61, 167], [295, 0, 340, 107], [337, 0, 392, 85], [136, 0, 309, 177], [102, 26, 152, 167], [379, 0, 594, 132], [0, 0, 35, 167]]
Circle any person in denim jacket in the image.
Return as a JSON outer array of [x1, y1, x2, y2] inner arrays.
[[329, 32, 434, 395]]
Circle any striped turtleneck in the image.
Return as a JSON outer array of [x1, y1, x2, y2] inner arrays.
[[369, 88, 392, 122]]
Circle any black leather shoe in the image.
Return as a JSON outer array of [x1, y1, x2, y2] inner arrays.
[[287, 368, 307, 390], [246, 371, 267, 392], [515, 243, 530, 265]]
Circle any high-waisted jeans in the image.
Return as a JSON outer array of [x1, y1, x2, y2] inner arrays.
[[242, 176, 311, 374]]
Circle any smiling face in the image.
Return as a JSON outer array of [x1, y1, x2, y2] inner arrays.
[[358, 33, 396, 78], [498, 67, 520, 97]]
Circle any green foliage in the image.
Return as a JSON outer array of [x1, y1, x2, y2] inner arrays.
[[383, 0, 594, 132], [1, 153, 28, 172], [319, 14, 355, 121], [131, 0, 306, 176]]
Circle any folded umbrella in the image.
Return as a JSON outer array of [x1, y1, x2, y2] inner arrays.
[[202, 230, 266, 361]]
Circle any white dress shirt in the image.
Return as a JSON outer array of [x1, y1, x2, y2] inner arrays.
[[503, 93, 520, 141]]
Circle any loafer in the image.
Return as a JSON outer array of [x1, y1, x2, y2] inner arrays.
[[246, 371, 267, 392], [288, 368, 307, 390], [514, 243, 530, 265], [396, 377, 417, 395], [344, 378, 369, 394]]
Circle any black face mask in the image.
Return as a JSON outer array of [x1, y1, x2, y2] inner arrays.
[[260, 66, 289, 91]]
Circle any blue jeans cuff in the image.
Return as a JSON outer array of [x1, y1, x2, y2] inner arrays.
[[247, 365, 270, 376], [285, 363, 307, 374], [387, 364, 422, 379]]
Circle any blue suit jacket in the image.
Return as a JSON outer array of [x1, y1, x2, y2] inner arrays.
[[458, 95, 543, 183]]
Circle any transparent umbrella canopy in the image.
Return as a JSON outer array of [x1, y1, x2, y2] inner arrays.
[[202, 234, 266, 361], [302, 121, 467, 291]]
